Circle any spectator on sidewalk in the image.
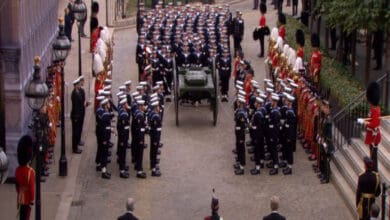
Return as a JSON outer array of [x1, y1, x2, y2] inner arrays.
[[263, 196, 286, 220], [64, 7, 74, 41], [118, 198, 139, 220], [15, 135, 35, 220]]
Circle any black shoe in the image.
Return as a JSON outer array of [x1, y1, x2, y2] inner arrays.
[[102, 172, 111, 179], [269, 168, 278, 175], [266, 162, 274, 169], [264, 153, 271, 161], [127, 143, 132, 149], [157, 149, 161, 155], [246, 141, 253, 147], [320, 178, 329, 184], [250, 156, 255, 162], [279, 162, 287, 168], [73, 149, 82, 154], [373, 66, 381, 70], [144, 144, 148, 149], [233, 163, 240, 170], [250, 168, 260, 175], [282, 167, 292, 175], [78, 141, 85, 146], [248, 148, 254, 154], [159, 143, 163, 148], [260, 163, 264, 169], [124, 165, 129, 171], [152, 169, 162, 177], [232, 149, 237, 154], [96, 165, 102, 172], [108, 151, 112, 157], [137, 172, 147, 179], [42, 170, 50, 177], [156, 158, 160, 164], [106, 158, 111, 163], [234, 168, 244, 175], [40, 177, 46, 182], [120, 171, 130, 179], [108, 142, 114, 148], [166, 97, 171, 102]]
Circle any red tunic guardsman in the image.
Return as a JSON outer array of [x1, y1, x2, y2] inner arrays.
[[364, 82, 381, 172], [15, 135, 35, 220], [278, 13, 286, 40], [295, 29, 305, 58], [309, 34, 321, 89]]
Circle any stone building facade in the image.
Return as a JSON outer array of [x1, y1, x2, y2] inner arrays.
[[0, 0, 59, 178]]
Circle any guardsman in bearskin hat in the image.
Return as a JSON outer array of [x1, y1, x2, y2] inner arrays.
[[364, 82, 381, 172], [278, 13, 286, 40], [309, 33, 321, 90], [15, 135, 35, 220], [295, 29, 305, 59], [356, 157, 381, 220], [258, 3, 267, 58]]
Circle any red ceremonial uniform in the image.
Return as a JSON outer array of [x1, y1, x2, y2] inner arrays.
[[90, 28, 100, 53], [259, 16, 266, 27], [365, 106, 381, 145], [15, 165, 35, 220], [310, 50, 322, 83], [297, 46, 304, 58], [279, 25, 286, 40], [244, 75, 253, 101]]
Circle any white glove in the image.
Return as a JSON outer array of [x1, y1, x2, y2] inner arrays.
[[357, 118, 365, 125]]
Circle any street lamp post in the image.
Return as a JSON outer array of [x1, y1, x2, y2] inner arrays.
[[72, 0, 87, 77], [53, 18, 71, 177], [24, 56, 50, 220]]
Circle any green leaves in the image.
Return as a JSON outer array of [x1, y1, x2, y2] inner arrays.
[[317, 0, 390, 33]]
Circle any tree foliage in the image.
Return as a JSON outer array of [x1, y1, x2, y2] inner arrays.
[[316, 0, 390, 34]]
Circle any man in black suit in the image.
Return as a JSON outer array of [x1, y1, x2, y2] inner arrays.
[[118, 198, 139, 220], [263, 196, 286, 220]]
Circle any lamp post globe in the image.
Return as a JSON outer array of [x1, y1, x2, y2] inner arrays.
[[25, 57, 49, 110], [24, 56, 48, 220], [53, 18, 71, 62], [53, 18, 71, 177], [73, 0, 87, 22]]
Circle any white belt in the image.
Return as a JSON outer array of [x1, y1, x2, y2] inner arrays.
[[140, 128, 145, 132], [106, 127, 111, 130], [251, 126, 257, 129], [269, 125, 274, 128], [165, 68, 173, 71], [280, 119, 285, 124], [285, 124, 290, 128], [161, 105, 165, 108], [124, 126, 130, 130], [235, 127, 241, 130], [157, 128, 162, 131], [265, 115, 269, 119]]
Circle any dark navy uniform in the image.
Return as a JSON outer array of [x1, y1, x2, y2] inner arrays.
[[162, 55, 174, 95], [149, 110, 162, 175], [133, 109, 147, 177], [282, 107, 296, 175], [117, 107, 130, 174], [71, 86, 85, 153], [356, 165, 381, 220], [217, 54, 231, 96], [267, 104, 281, 175], [234, 107, 247, 174], [251, 107, 266, 171], [231, 14, 244, 52]]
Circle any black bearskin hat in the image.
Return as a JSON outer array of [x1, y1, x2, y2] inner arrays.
[[92, 2, 100, 13], [90, 17, 99, 32], [260, 3, 267, 14], [17, 135, 33, 166], [366, 81, 381, 106], [296, 29, 305, 46], [278, 13, 286, 25], [311, 33, 320, 48]]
